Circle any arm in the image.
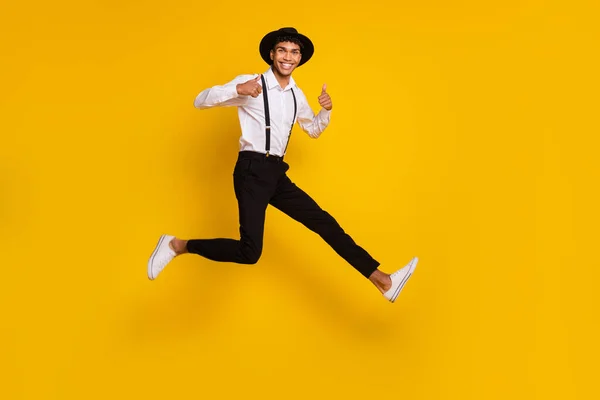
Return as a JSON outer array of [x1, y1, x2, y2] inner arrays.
[[194, 74, 258, 109], [295, 86, 333, 138]]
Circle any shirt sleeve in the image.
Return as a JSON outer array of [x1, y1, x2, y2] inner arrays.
[[295, 88, 331, 138], [194, 74, 257, 109]]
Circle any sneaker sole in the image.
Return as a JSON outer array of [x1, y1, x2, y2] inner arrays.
[[390, 257, 418, 302], [147, 234, 168, 280]]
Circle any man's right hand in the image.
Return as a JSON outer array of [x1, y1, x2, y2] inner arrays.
[[236, 75, 262, 97]]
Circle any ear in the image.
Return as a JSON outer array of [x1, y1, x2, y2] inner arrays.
[[270, 49, 274, 61]]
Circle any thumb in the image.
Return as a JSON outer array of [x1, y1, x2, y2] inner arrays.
[[321, 83, 327, 93], [255, 74, 262, 81]]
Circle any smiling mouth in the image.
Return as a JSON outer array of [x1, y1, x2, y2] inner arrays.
[[279, 62, 294, 70]]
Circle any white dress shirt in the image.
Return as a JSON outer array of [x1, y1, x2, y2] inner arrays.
[[194, 67, 331, 157]]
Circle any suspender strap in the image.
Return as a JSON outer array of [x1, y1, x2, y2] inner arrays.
[[260, 75, 297, 157], [260, 74, 271, 154], [283, 88, 297, 155], [291, 88, 297, 130]]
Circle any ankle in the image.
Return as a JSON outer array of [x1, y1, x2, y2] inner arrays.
[[369, 269, 392, 293], [169, 238, 188, 255]]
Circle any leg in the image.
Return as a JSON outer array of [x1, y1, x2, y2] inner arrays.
[[269, 174, 380, 278], [185, 157, 273, 264]]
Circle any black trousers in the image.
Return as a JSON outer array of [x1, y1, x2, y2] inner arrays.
[[187, 151, 380, 279]]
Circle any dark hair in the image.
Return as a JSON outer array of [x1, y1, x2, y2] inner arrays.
[[273, 36, 304, 52]]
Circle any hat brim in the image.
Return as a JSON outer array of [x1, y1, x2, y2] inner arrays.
[[259, 30, 314, 67]]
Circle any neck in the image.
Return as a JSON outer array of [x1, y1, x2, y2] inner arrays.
[[271, 66, 291, 88]]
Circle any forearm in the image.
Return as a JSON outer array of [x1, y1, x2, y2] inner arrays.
[[300, 108, 332, 138]]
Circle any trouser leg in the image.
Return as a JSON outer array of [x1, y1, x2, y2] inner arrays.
[[269, 174, 380, 278], [187, 155, 274, 264]]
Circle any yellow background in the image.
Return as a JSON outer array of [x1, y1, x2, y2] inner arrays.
[[1, 0, 599, 399]]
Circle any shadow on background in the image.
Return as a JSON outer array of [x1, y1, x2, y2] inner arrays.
[[263, 227, 398, 341], [125, 109, 244, 344]]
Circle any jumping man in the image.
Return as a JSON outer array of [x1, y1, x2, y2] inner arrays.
[[147, 27, 418, 303]]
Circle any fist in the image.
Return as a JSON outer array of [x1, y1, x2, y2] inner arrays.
[[237, 75, 262, 98], [318, 84, 332, 110]]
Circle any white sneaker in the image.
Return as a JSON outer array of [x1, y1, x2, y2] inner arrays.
[[383, 257, 418, 303], [147, 234, 176, 280]]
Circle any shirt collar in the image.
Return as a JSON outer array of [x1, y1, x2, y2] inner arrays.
[[264, 67, 296, 91]]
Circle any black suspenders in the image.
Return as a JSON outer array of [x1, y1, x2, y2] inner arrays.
[[260, 74, 297, 157], [260, 75, 272, 153]]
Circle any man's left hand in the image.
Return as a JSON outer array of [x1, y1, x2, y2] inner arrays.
[[318, 84, 333, 111]]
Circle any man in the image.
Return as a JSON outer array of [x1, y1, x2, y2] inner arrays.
[[148, 27, 418, 303]]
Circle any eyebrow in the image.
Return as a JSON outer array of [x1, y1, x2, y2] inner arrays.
[[276, 45, 301, 52]]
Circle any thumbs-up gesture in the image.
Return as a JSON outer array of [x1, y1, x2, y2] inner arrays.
[[318, 84, 333, 110], [236, 75, 263, 98]]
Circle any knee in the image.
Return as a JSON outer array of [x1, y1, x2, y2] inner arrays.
[[240, 248, 262, 265], [244, 254, 261, 265]]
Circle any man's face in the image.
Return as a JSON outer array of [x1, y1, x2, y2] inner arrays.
[[270, 41, 302, 77]]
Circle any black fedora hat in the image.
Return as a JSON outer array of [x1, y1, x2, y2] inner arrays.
[[259, 27, 314, 67]]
